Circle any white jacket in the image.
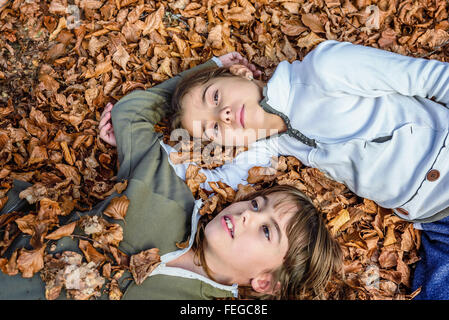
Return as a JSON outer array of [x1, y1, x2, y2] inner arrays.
[[164, 40, 449, 222]]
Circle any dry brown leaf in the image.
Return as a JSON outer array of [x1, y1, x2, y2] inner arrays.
[[15, 214, 37, 235], [112, 44, 131, 72], [226, 7, 253, 23], [185, 164, 206, 195], [296, 32, 326, 50], [92, 222, 123, 248], [280, 19, 307, 36], [45, 222, 77, 240], [55, 163, 81, 185], [103, 195, 129, 221], [199, 194, 220, 215], [142, 5, 165, 36], [38, 198, 62, 221], [38, 74, 60, 92], [328, 209, 350, 236], [60, 141, 75, 165], [84, 60, 113, 79], [64, 261, 105, 300], [17, 245, 46, 278], [28, 146, 48, 165], [109, 278, 123, 300], [0, 250, 19, 276], [0, 196, 8, 211], [79, 239, 108, 266], [247, 166, 278, 184], [379, 248, 398, 268], [384, 226, 397, 246], [130, 248, 161, 285], [301, 13, 325, 34]]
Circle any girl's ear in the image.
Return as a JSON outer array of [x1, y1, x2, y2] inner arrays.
[[250, 273, 281, 294], [229, 64, 254, 80]]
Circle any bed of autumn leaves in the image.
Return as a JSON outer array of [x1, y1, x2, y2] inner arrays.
[[1, 0, 449, 300]]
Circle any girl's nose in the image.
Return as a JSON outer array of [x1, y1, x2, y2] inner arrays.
[[219, 107, 232, 124], [241, 209, 254, 226]]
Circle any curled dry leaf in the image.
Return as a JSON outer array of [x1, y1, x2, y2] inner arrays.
[[328, 209, 351, 236], [112, 44, 130, 72], [246, 166, 278, 184], [55, 163, 81, 185], [38, 198, 63, 221], [19, 183, 48, 204], [108, 278, 123, 300], [78, 239, 108, 266], [130, 248, 161, 285], [103, 195, 129, 221], [45, 222, 77, 240], [15, 214, 37, 235], [17, 245, 46, 278], [185, 164, 207, 195], [64, 261, 105, 300], [0, 250, 19, 276], [79, 215, 123, 248]]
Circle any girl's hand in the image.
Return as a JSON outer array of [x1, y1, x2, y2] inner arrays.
[[218, 52, 263, 78], [99, 102, 117, 146], [229, 64, 254, 80]]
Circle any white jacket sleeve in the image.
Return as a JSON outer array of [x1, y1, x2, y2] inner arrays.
[[160, 140, 274, 190], [305, 40, 449, 105]]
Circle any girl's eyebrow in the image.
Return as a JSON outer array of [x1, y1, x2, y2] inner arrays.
[[202, 83, 212, 105]]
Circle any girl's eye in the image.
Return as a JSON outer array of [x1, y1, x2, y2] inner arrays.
[[213, 90, 219, 104], [251, 199, 259, 211], [213, 123, 219, 136], [262, 225, 270, 240]]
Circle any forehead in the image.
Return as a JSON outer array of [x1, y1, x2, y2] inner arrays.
[[265, 193, 298, 224], [180, 83, 206, 136]]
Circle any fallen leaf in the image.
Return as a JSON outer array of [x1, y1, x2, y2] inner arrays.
[[17, 245, 46, 278], [247, 166, 278, 184], [130, 248, 161, 285], [302, 13, 325, 34], [112, 44, 130, 72], [328, 209, 350, 236], [103, 195, 129, 221], [0, 250, 19, 276], [78, 239, 108, 266], [45, 222, 77, 240]]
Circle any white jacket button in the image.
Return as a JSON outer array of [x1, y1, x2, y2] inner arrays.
[[427, 169, 440, 182]]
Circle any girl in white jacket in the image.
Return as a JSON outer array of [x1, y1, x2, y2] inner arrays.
[[170, 40, 449, 224]]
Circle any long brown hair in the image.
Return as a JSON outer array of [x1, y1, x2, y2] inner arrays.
[[191, 185, 343, 299]]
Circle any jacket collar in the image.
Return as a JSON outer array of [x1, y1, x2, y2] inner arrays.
[[259, 86, 317, 148]]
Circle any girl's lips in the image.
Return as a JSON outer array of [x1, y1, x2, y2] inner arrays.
[[221, 215, 234, 239], [240, 105, 245, 128]]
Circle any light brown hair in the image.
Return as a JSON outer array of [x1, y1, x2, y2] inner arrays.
[[191, 184, 343, 299]]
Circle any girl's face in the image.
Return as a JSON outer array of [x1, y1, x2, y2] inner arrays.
[[180, 76, 278, 147], [203, 193, 295, 286]]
